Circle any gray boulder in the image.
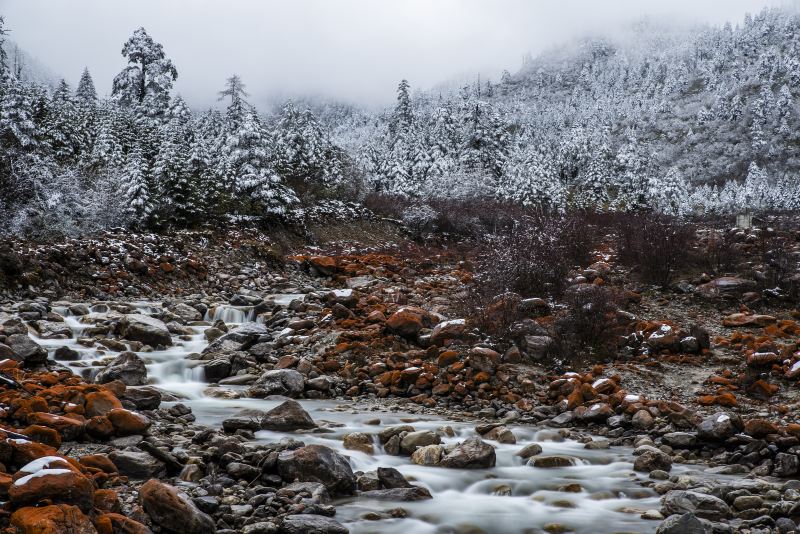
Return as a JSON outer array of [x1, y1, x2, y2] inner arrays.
[[440, 437, 496, 469], [277, 444, 356, 496], [96, 351, 148, 385], [109, 450, 166, 479], [119, 314, 172, 346], [697, 412, 740, 441], [6, 334, 47, 365], [661, 490, 731, 521], [249, 369, 305, 398], [282, 515, 347, 534], [634, 449, 673, 473], [656, 513, 707, 534], [261, 400, 316, 431]]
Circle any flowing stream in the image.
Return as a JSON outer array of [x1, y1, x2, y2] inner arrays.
[[32, 301, 677, 534]]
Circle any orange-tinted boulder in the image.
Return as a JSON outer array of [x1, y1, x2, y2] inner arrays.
[[93, 489, 121, 513], [11, 504, 97, 534], [85, 391, 123, 418], [97, 513, 151, 534], [21, 425, 62, 449], [139, 479, 214, 534], [79, 454, 118, 475], [9, 469, 94, 511], [10, 440, 58, 466], [27, 412, 85, 441], [744, 418, 780, 438], [85, 416, 115, 440], [106, 409, 150, 436]]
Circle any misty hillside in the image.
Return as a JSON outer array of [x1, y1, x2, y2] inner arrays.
[[1, 39, 58, 88], [502, 11, 800, 184], [333, 6, 800, 214]]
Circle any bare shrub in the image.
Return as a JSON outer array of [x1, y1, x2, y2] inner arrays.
[[553, 285, 622, 363], [615, 213, 696, 287]]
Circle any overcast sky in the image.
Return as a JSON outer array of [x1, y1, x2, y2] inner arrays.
[[0, 0, 787, 108]]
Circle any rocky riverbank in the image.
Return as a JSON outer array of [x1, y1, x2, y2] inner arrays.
[[0, 224, 799, 533]]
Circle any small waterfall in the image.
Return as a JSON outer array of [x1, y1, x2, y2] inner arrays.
[[204, 305, 254, 324]]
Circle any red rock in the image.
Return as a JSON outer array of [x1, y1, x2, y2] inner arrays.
[[106, 409, 150, 436], [84, 390, 123, 417], [9, 469, 94, 511], [437, 351, 460, 367], [308, 256, 337, 273], [93, 489, 121, 513], [97, 513, 151, 534], [386, 306, 437, 338], [744, 418, 780, 438], [723, 313, 777, 327], [366, 310, 386, 323], [79, 454, 118, 474], [0, 471, 11, 498], [11, 505, 97, 534], [11, 440, 59, 466], [139, 479, 214, 534], [27, 412, 85, 441], [86, 416, 115, 439], [21, 425, 62, 449]]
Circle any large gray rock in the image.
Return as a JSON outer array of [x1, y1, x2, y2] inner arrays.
[[109, 449, 166, 479], [119, 314, 172, 347], [400, 430, 441, 455], [663, 432, 697, 448], [774, 452, 799, 477], [282, 515, 347, 534], [6, 334, 47, 365], [169, 303, 202, 322], [121, 386, 162, 410], [249, 369, 305, 398], [222, 408, 266, 433], [440, 437, 496, 469], [697, 412, 739, 442], [359, 487, 432, 501], [656, 513, 707, 534], [634, 449, 673, 473], [95, 351, 148, 385], [277, 444, 356, 496], [202, 358, 231, 382], [261, 400, 316, 431], [661, 490, 731, 521]]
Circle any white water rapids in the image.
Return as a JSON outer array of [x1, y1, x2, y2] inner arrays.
[[31, 301, 679, 534]]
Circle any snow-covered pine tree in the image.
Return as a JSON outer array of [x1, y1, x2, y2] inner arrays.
[[390, 79, 413, 139], [44, 79, 80, 163], [153, 120, 193, 226], [648, 167, 688, 216], [85, 105, 125, 174], [112, 27, 178, 118], [218, 74, 250, 130], [739, 161, 770, 211], [167, 95, 192, 126], [75, 67, 97, 104], [498, 143, 564, 210], [185, 133, 219, 219], [574, 141, 612, 210], [223, 108, 297, 215], [124, 144, 154, 226]]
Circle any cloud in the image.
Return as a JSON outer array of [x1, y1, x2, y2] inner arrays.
[[0, 0, 783, 107]]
